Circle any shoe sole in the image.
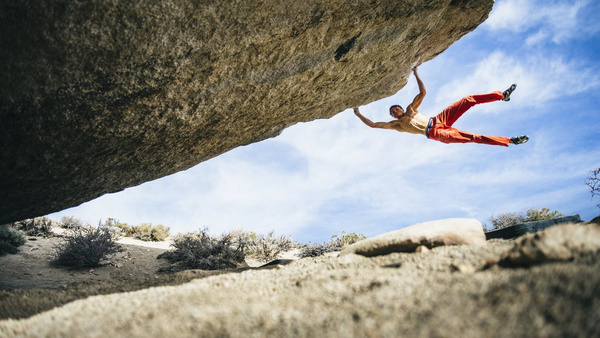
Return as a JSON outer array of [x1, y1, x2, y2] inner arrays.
[[503, 84, 517, 101]]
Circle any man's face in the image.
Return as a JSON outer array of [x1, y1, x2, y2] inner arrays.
[[390, 106, 405, 119]]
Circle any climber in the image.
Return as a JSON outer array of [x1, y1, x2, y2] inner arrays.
[[353, 67, 528, 147]]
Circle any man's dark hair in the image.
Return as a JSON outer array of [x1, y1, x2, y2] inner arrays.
[[389, 104, 403, 116]]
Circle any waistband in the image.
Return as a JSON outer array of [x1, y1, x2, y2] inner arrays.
[[426, 118, 433, 139]]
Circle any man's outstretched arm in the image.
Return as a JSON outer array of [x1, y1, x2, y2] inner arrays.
[[353, 107, 392, 129], [406, 67, 426, 116]]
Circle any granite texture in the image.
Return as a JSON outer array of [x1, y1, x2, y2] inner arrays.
[[0, 0, 493, 223]]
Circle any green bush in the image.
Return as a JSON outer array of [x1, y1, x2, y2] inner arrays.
[[487, 207, 565, 231], [157, 230, 246, 272], [52, 227, 121, 269], [0, 226, 26, 256]]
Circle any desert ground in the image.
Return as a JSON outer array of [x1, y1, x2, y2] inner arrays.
[[1, 221, 599, 337]]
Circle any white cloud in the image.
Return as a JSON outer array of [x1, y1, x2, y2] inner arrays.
[[525, 30, 547, 47], [433, 51, 600, 114], [485, 0, 592, 45]]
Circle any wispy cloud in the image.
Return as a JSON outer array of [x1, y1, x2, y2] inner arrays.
[[434, 51, 600, 113], [485, 0, 595, 45]]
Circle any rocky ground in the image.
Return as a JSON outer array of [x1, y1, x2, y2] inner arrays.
[[1, 222, 599, 337]]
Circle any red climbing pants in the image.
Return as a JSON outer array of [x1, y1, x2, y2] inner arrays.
[[427, 91, 510, 147]]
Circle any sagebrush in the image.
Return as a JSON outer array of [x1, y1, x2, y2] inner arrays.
[[52, 227, 121, 268], [157, 229, 246, 272], [299, 231, 366, 258], [0, 226, 26, 256], [59, 216, 88, 231], [8, 217, 56, 237], [105, 219, 170, 241], [236, 230, 298, 262]]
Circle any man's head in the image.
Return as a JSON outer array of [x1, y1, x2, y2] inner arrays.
[[389, 104, 404, 119]]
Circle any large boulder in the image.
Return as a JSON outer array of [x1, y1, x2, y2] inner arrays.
[[0, 0, 494, 223], [341, 218, 486, 256]]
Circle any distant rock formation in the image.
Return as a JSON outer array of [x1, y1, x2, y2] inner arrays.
[[0, 0, 493, 223]]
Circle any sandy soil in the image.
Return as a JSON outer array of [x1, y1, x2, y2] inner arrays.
[[0, 235, 235, 319], [1, 225, 599, 337]]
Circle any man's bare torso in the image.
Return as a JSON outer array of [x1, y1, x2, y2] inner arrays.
[[389, 110, 429, 135]]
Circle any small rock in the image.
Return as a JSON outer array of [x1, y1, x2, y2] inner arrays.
[[451, 263, 476, 273], [415, 245, 430, 253]]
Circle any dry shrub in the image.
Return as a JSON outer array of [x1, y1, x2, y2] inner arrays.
[[113, 222, 170, 241], [488, 212, 525, 230], [242, 230, 298, 262], [132, 223, 170, 241], [487, 207, 565, 231], [157, 229, 246, 272], [585, 168, 600, 211], [52, 227, 121, 269], [330, 231, 367, 249], [299, 231, 366, 258], [59, 216, 88, 231], [9, 217, 56, 237], [299, 243, 335, 258], [0, 226, 26, 256]]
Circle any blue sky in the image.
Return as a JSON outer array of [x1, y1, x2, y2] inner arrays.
[[49, 0, 600, 243]]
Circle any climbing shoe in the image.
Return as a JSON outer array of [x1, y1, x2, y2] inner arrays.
[[502, 84, 517, 101], [510, 135, 529, 145]]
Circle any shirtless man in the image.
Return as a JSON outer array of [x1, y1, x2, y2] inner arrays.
[[353, 67, 528, 147]]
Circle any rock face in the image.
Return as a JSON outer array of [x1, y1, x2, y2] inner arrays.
[[2, 240, 599, 337], [0, 0, 494, 223], [341, 218, 486, 256]]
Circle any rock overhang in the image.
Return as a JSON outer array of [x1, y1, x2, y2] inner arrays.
[[0, 0, 494, 224]]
